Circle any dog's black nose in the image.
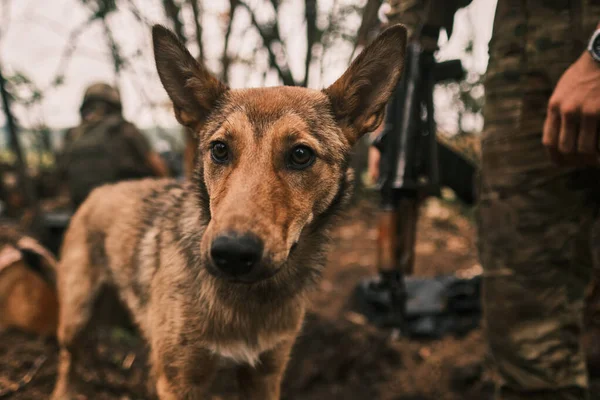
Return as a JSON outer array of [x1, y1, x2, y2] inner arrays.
[[210, 233, 264, 277]]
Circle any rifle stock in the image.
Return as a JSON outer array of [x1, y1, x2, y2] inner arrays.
[[376, 206, 397, 273]]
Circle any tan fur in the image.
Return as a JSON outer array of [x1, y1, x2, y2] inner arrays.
[[51, 24, 406, 400], [0, 227, 59, 337], [0, 260, 58, 336]]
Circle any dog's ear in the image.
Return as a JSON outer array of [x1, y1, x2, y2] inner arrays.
[[324, 24, 407, 145], [152, 25, 228, 130]]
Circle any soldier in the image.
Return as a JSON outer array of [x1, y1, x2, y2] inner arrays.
[[478, 2, 600, 399], [368, 1, 600, 399], [59, 83, 169, 208]]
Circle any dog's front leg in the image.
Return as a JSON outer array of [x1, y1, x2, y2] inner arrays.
[[236, 339, 295, 400], [154, 347, 218, 400]]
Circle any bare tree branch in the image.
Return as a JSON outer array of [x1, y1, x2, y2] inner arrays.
[[238, 0, 297, 86], [101, 19, 123, 79], [188, 0, 204, 62], [47, 15, 97, 90], [163, 0, 187, 44], [303, 0, 318, 87], [124, 0, 153, 26], [220, 0, 238, 84], [269, 0, 279, 13], [318, 0, 339, 85], [348, 0, 383, 62]]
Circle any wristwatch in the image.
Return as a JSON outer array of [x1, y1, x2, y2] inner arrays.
[[589, 28, 600, 63]]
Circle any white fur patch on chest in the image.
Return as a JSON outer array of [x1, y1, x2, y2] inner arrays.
[[206, 335, 284, 367], [207, 342, 262, 366]]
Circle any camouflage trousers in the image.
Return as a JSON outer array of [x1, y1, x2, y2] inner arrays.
[[477, 1, 600, 399], [386, 1, 600, 398]]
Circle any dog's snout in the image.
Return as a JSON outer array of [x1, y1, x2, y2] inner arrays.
[[210, 233, 264, 277]]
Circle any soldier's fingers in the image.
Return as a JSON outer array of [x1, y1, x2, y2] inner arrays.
[[542, 104, 562, 164], [557, 107, 578, 163], [577, 114, 599, 165]]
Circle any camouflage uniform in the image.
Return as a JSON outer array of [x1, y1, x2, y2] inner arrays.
[[59, 83, 156, 207], [386, 1, 600, 399]]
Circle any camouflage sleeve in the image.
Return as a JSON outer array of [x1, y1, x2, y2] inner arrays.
[[386, 0, 472, 39]]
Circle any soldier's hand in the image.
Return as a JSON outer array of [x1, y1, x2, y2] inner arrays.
[[367, 125, 384, 184], [368, 146, 381, 184], [543, 51, 600, 166]]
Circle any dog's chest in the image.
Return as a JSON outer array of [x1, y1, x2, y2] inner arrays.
[[206, 333, 284, 367]]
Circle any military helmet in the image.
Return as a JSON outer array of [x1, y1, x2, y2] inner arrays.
[[81, 82, 121, 108]]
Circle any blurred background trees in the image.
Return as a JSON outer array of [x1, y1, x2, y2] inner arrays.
[[0, 0, 493, 171]]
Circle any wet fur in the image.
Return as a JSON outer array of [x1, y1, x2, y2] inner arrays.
[[52, 23, 406, 400]]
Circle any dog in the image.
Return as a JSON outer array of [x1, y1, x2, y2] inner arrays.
[[51, 23, 407, 400]]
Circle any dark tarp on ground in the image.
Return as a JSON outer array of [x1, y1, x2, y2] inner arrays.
[[354, 272, 482, 338]]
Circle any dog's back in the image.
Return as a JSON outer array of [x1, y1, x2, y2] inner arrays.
[[57, 179, 196, 333]]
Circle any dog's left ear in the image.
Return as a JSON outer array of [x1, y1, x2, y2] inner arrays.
[[324, 24, 407, 145], [152, 24, 228, 130]]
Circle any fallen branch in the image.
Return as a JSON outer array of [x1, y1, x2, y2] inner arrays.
[[0, 355, 47, 398]]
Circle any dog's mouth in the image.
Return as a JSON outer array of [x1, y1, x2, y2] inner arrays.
[[204, 259, 284, 285], [225, 267, 282, 284]]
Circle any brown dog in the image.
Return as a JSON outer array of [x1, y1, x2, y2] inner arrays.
[[0, 223, 58, 337], [51, 23, 407, 400]]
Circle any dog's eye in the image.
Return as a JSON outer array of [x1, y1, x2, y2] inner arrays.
[[211, 141, 229, 163], [288, 145, 315, 170]]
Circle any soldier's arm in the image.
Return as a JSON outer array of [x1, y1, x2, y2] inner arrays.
[[123, 123, 171, 178], [146, 152, 170, 178], [367, 123, 385, 183], [542, 21, 600, 166]]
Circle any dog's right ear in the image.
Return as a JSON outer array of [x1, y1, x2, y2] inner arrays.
[[324, 24, 406, 145], [152, 25, 228, 130]]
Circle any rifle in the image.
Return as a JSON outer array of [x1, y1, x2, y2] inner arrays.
[[354, 23, 477, 333]]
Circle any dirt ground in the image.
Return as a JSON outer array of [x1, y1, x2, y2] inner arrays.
[[0, 193, 498, 400]]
